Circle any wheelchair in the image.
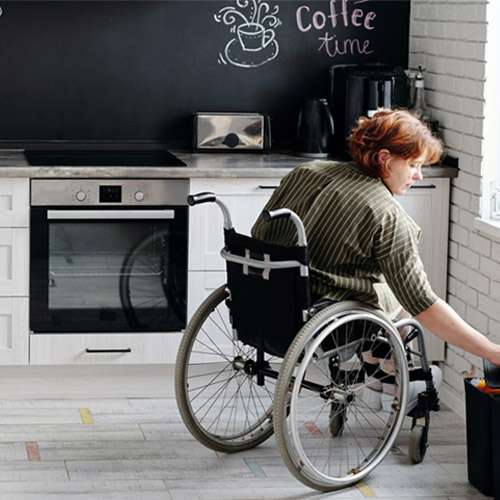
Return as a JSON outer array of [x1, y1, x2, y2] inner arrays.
[[175, 192, 440, 492]]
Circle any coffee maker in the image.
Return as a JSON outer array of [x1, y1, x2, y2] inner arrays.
[[329, 64, 409, 156]]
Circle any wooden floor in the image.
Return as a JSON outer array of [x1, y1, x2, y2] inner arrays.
[[0, 393, 488, 500]]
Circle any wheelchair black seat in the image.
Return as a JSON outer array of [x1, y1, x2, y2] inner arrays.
[[223, 228, 311, 358]]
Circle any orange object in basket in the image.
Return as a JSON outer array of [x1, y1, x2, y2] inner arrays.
[[475, 379, 500, 394]]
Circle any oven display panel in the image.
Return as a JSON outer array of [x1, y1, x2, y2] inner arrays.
[[99, 185, 122, 203]]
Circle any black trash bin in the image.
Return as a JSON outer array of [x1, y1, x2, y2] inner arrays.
[[464, 378, 500, 497]]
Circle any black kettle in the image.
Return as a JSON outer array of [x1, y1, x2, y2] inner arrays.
[[296, 98, 334, 158]]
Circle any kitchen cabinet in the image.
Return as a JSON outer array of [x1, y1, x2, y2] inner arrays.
[[396, 178, 450, 360], [0, 228, 29, 296], [0, 297, 29, 365], [0, 179, 29, 364], [0, 179, 30, 227], [396, 179, 450, 302]]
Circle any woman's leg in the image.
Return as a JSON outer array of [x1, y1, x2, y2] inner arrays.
[[380, 308, 411, 374]]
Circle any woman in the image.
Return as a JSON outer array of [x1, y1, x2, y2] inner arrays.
[[252, 109, 500, 408]]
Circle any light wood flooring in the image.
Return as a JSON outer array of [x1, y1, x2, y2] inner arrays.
[[0, 390, 488, 500]]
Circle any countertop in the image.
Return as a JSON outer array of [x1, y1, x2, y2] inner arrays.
[[0, 150, 459, 178]]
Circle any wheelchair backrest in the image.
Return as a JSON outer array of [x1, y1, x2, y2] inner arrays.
[[223, 228, 311, 358]]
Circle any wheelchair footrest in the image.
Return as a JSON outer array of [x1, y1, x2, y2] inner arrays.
[[407, 389, 440, 419]]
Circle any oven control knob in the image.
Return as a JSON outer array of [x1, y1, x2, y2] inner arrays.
[[134, 191, 145, 202], [76, 191, 87, 202]]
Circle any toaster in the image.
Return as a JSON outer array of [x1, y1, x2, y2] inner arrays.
[[194, 112, 271, 151]]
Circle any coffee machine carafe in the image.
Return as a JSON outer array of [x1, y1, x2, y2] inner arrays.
[[366, 77, 394, 116], [329, 64, 409, 156]]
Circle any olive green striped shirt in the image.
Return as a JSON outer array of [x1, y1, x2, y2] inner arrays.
[[251, 161, 438, 317]]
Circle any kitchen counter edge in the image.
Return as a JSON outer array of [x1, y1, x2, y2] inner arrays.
[[0, 152, 459, 178]]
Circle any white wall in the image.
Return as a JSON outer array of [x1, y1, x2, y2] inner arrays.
[[409, 0, 497, 416]]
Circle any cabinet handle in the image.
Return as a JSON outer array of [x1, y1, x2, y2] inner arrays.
[[410, 185, 436, 189], [85, 348, 132, 354], [258, 185, 279, 189]]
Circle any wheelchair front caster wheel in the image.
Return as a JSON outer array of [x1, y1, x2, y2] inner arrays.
[[329, 403, 346, 437], [409, 424, 428, 464]]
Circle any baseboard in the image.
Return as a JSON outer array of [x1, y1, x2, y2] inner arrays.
[[0, 364, 176, 399]]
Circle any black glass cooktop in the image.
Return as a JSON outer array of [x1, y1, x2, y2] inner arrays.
[[24, 149, 186, 167]]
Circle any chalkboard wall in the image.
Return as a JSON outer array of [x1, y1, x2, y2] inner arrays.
[[0, 0, 409, 149]]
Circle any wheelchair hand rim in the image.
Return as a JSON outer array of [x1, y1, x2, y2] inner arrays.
[[288, 311, 409, 487]]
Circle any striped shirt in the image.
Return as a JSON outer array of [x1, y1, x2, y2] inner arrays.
[[251, 160, 438, 317]]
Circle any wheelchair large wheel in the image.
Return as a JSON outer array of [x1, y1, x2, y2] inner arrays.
[[175, 285, 275, 453], [274, 301, 409, 492]]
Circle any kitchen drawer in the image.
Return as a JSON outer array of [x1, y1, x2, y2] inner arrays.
[[29, 332, 183, 365], [189, 177, 282, 271], [0, 297, 29, 365], [0, 179, 29, 228], [0, 228, 29, 296]]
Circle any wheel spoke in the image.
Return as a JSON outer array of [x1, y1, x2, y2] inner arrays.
[[193, 334, 233, 363]]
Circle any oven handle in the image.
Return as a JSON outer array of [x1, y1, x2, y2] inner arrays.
[[47, 210, 175, 220]]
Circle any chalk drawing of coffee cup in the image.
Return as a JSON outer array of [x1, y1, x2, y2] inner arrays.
[[237, 22, 275, 51], [214, 0, 282, 68]]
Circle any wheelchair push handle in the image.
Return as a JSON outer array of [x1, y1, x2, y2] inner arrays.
[[187, 192, 216, 206], [262, 208, 290, 222], [262, 208, 308, 246], [187, 192, 233, 230]]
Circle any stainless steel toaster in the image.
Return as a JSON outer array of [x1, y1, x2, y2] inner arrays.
[[194, 112, 271, 151]]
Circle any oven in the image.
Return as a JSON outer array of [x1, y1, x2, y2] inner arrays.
[[30, 178, 189, 334]]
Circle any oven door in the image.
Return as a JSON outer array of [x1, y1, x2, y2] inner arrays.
[[30, 207, 188, 333]]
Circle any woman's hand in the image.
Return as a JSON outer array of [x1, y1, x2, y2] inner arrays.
[[416, 299, 500, 363]]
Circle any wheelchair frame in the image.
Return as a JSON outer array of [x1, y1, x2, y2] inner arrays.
[[175, 191, 440, 492]]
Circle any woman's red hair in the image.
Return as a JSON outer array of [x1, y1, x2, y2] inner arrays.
[[347, 109, 443, 177]]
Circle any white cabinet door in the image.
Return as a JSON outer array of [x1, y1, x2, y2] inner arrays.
[[189, 178, 282, 271], [0, 179, 29, 227], [0, 297, 29, 365], [396, 178, 450, 360], [0, 228, 29, 296], [0, 179, 30, 365]]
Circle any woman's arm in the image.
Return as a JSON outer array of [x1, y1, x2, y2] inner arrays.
[[416, 298, 500, 365]]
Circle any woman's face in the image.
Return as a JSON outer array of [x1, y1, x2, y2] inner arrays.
[[378, 151, 425, 195]]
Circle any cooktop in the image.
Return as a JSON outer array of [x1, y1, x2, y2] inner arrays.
[[24, 149, 186, 167]]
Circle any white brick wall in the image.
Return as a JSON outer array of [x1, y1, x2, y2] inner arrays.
[[409, 0, 497, 415]]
